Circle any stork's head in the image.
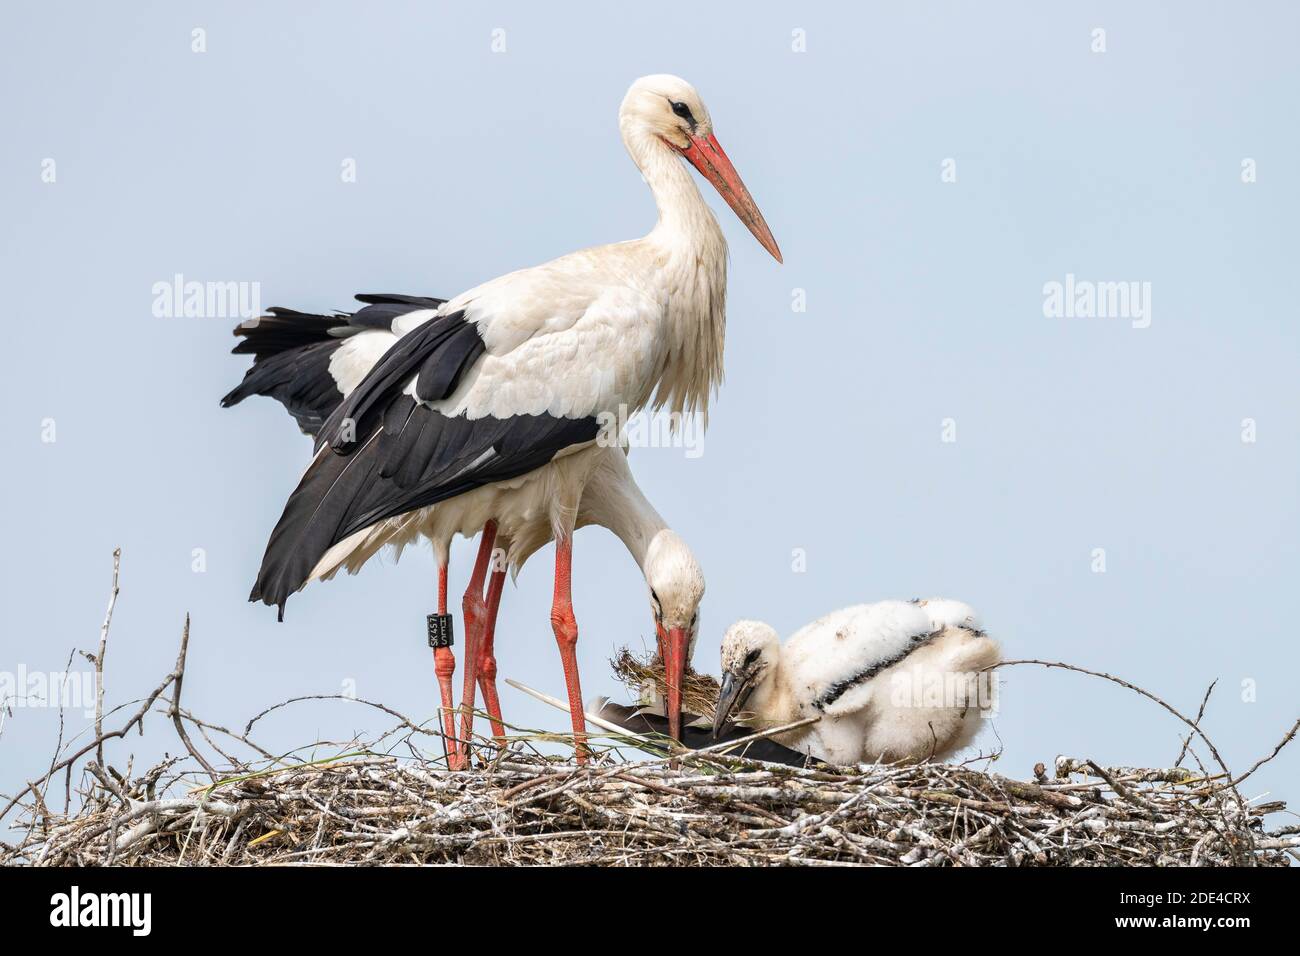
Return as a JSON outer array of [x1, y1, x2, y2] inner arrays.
[[644, 529, 705, 743], [712, 620, 781, 739], [620, 74, 782, 263], [621, 74, 715, 147]]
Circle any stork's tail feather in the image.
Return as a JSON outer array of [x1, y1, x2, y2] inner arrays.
[[228, 308, 353, 362], [220, 309, 357, 436]]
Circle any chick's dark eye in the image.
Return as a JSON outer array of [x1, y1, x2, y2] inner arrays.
[[670, 101, 694, 122], [744, 648, 761, 665]]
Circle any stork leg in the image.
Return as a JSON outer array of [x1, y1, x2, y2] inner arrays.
[[432, 561, 458, 759], [550, 534, 590, 763], [476, 566, 509, 744], [453, 521, 498, 769]]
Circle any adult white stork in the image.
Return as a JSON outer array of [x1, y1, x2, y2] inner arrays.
[[224, 73, 776, 760], [711, 600, 1001, 765]]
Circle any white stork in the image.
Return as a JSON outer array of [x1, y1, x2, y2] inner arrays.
[[712, 600, 1001, 765], [223, 74, 777, 761]]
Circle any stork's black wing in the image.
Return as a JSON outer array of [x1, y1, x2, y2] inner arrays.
[[247, 301, 600, 617]]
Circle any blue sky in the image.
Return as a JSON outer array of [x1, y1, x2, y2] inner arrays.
[[1, 1, 1296, 812]]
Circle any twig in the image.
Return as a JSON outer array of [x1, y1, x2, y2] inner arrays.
[[1231, 716, 1300, 788], [990, 660, 1239, 793], [91, 548, 121, 768], [1175, 680, 1216, 768], [168, 615, 217, 781]]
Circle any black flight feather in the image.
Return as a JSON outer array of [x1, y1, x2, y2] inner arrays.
[[251, 411, 598, 616]]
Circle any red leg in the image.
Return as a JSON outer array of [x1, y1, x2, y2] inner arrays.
[[432, 561, 457, 755], [550, 535, 589, 763], [476, 567, 508, 744], [454, 521, 497, 768]]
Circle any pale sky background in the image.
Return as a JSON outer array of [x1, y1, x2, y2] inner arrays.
[[2, 2, 1297, 816]]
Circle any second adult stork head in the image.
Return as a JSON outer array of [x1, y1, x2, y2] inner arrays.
[[496, 446, 706, 743]]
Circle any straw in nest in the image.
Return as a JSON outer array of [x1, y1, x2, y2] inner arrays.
[[610, 646, 721, 717]]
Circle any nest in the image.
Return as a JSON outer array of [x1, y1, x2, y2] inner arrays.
[[610, 647, 720, 717], [3, 553, 1297, 866], [5, 745, 1296, 866]]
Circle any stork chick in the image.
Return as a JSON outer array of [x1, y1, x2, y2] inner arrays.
[[713, 600, 1000, 765]]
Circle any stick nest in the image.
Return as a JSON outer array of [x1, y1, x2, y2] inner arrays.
[[4, 744, 1294, 866], [3, 552, 1297, 867]]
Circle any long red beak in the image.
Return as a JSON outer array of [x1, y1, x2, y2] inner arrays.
[[676, 132, 782, 263], [665, 626, 688, 743]]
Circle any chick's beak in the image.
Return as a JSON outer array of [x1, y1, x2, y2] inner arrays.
[[712, 669, 749, 741]]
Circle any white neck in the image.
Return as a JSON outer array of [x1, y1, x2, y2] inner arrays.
[[580, 447, 667, 571], [748, 666, 799, 726], [623, 128, 720, 241], [621, 127, 729, 422]]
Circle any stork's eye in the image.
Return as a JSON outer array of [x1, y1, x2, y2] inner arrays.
[[670, 101, 694, 122], [744, 648, 761, 665]]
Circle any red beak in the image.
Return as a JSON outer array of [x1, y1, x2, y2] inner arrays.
[[665, 626, 688, 743], [676, 132, 782, 263], [655, 622, 669, 665]]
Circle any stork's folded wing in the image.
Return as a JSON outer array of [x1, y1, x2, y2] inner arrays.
[[248, 300, 599, 617]]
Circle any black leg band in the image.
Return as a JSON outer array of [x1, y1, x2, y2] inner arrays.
[[427, 613, 454, 649]]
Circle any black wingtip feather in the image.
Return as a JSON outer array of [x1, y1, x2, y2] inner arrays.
[[252, 411, 600, 611]]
